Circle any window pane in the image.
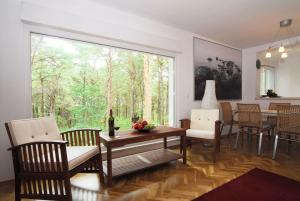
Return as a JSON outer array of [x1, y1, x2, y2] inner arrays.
[[265, 69, 275, 91], [260, 67, 275, 95], [31, 33, 173, 131]]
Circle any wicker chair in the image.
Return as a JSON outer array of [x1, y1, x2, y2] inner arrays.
[[234, 104, 274, 155], [272, 105, 300, 159], [180, 109, 221, 163], [5, 116, 104, 201], [220, 102, 238, 140], [267, 102, 291, 127]]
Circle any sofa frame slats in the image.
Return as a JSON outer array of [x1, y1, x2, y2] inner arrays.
[[5, 121, 104, 201]]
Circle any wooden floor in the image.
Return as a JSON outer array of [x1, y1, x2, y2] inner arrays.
[[1, 135, 300, 201]]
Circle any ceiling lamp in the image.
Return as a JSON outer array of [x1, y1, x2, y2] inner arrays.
[[265, 19, 298, 59], [265, 51, 272, 58], [281, 52, 288, 59], [278, 45, 285, 53]]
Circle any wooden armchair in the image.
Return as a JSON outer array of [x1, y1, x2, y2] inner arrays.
[[5, 116, 104, 201], [180, 109, 221, 163]]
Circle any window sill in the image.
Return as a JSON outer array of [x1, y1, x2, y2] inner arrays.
[[256, 97, 300, 100]]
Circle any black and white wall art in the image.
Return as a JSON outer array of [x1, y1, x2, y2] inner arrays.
[[194, 37, 242, 100]]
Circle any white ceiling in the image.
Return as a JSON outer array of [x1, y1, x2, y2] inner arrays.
[[92, 0, 300, 48]]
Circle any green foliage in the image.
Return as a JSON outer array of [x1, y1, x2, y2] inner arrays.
[[31, 33, 172, 131]]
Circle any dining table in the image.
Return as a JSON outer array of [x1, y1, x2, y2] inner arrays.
[[260, 109, 277, 116], [233, 109, 277, 116]]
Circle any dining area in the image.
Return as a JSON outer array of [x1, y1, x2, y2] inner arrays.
[[220, 102, 300, 159]]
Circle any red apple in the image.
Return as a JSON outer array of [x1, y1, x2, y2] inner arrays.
[[137, 124, 144, 129], [142, 120, 148, 126], [133, 123, 139, 129]]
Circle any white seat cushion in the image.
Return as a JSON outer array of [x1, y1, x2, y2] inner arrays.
[[186, 129, 215, 139], [67, 146, 99, 170]]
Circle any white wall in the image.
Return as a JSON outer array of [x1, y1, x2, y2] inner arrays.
[[0, 0, 237, 181], [276, 47, 300, 97], [0, 0, 28, 182]]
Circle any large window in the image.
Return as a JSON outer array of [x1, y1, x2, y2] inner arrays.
[[31, 33, 174, 131]]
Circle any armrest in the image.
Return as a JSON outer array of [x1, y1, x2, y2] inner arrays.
[[8, 140, 68, 151], [60, 128, 102, 146], [180, 119, 191, 129]]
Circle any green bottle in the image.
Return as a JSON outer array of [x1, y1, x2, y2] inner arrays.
[[108, 109, 115, 137]]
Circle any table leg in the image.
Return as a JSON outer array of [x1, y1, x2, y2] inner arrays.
[[164, 137, 167, 149], [180, 137, 183, 154], [107, 146, 112, 187], [181, 135, 187, 164]]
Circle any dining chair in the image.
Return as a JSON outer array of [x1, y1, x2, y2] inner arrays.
[[234, 103, 274, 155], [268, 102, 291, 110], [272, 105, 300, 159], [268, 102, 291, 127], [220, 102, 238, 140]]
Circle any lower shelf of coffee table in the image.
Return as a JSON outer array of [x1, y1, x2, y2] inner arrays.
[[102, 148, 182, 177]]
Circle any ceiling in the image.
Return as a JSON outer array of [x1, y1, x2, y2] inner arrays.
[[92, 0, 300, 48]]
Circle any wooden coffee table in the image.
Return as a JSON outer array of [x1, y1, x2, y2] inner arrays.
[[100, 126, 187, 187]]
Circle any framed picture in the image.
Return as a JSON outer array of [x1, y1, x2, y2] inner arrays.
[[194, 37, 242, 100]]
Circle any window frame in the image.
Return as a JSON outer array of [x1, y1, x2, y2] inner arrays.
[[25, 24, 176, 127], [260, 66, 276, 95]]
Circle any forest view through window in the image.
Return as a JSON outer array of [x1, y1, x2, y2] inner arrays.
[[31, 33, 173, 131]]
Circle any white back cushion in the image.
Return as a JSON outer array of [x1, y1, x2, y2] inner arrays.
[[8, 116, 62, 146], [190, 109, 219, 131]]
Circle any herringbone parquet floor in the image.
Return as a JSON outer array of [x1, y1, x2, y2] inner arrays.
[[1, 136, 300, 201]]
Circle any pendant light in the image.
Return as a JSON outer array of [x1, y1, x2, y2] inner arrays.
[[281, 52, 288, 59], [265, 19, 298, 59], [278, 45, 285, 53], [265, 51, 272, 58]]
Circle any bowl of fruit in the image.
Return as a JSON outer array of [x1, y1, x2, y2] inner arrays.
[[133, 120, 155, 132]]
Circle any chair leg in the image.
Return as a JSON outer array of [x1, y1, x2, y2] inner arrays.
[[241, 129, 244, 147], [267, 130, 272, 141], [14, 178, 21, 201], [228, 123, 233, 140], [213, 140, 220, 163], [189, 139, 192, 149], [98, 156, 105, 184], [220, 124, 224, 136], [287, 135, 291, 154], [213, 151, 217, 163], [64, 176, 73, 201], [258, 132, 263, 155], [234, 129, 240, 149], [272, 134, 279, 160]]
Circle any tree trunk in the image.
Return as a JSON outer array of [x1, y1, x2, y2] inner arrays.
[[126, 54, 138, 118], [106, 49, 113, 118], [143, 54, 152, 121], [157, 67, 163, 124], [157, 58, 163, 124], [40, 75, 45, 116]]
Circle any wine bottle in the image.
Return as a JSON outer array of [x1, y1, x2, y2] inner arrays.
[[108, 109, 115, 137]]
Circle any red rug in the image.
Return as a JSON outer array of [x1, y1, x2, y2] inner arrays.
[[193, 168, 300, 201]]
